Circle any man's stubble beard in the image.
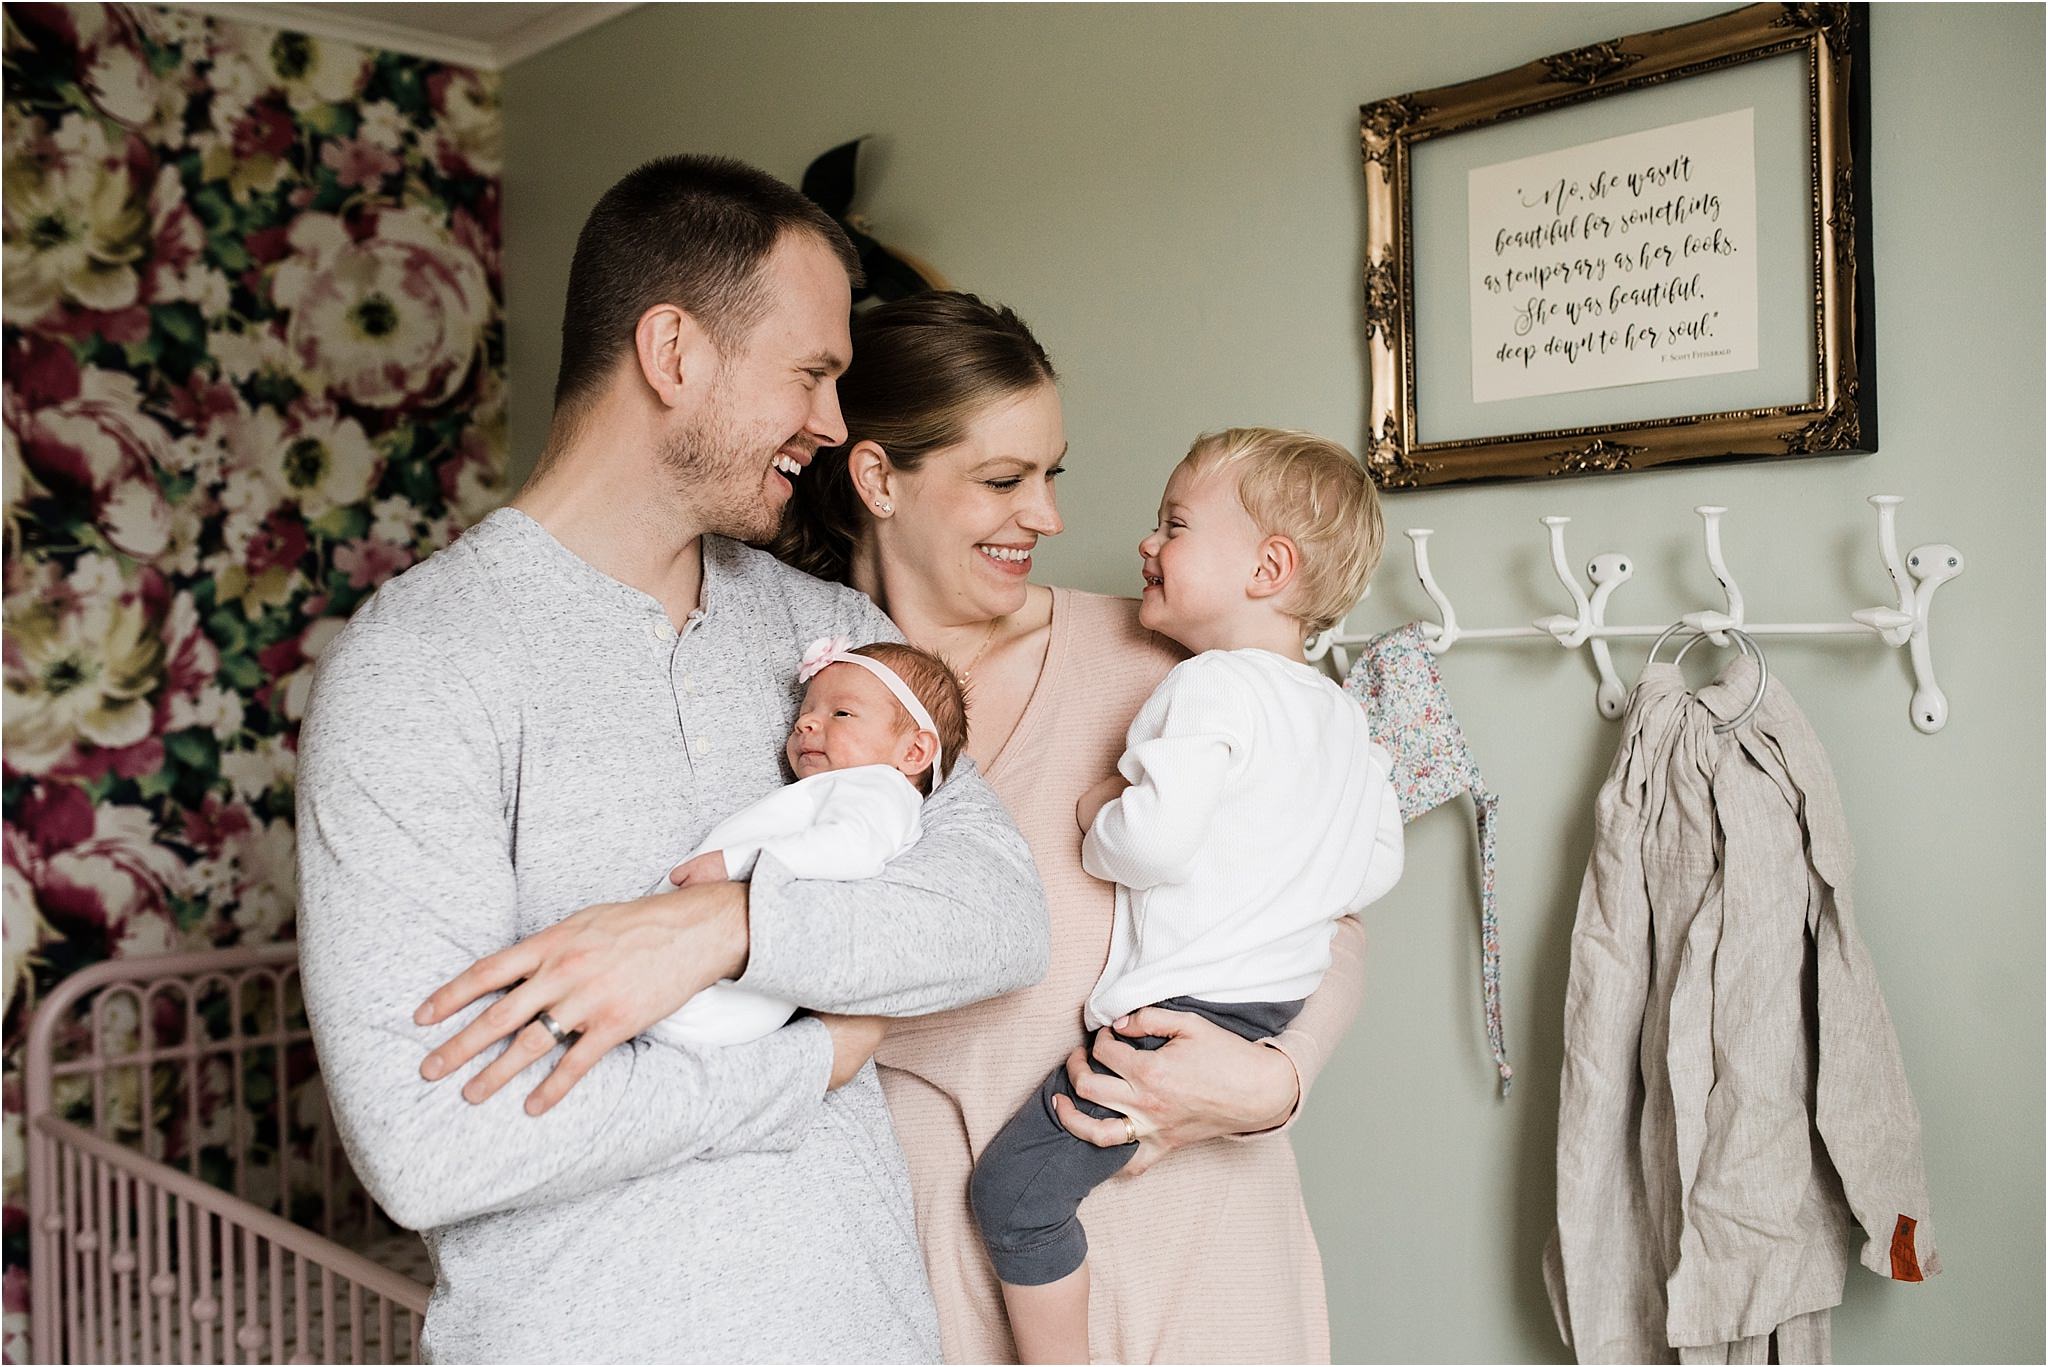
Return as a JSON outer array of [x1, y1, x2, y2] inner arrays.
[[658, 386, 785, 545]]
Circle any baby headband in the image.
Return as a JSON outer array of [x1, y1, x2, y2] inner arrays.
[[797, 635, 945, 779]]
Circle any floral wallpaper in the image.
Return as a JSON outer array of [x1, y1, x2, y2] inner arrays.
[[0, 3, 505, 1355]]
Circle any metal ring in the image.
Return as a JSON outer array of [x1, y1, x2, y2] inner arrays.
[[1122, 1116, 1138, 1146], [1671, 627, 1752, 667], [1645, 621, 1693, 665], [534, 1010, 577, 1046], [1717, 627, 1769, 733], [1669, 627, 1768, 734]]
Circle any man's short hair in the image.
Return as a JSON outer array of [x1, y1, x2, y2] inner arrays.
[[1182, 427, 1386, 636], [851, 643, 968, 794], [553, 154, 861, 418]]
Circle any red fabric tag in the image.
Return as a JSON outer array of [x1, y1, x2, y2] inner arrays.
[[1889, 1215, 1924, 1281]]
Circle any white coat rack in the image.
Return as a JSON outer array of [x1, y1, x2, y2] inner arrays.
[[1311, 494, 1964, 734]]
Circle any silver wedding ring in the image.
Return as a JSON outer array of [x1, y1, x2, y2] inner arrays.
[[535, 1010, 577, 1046]]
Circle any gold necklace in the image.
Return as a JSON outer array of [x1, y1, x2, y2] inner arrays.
[[956, 616, 1003, 687]]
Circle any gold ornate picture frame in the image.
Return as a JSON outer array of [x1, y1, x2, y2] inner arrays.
[[1360, 3, 1874, 490]]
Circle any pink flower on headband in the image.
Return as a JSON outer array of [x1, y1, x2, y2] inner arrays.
[[797, 635, 853, 684]]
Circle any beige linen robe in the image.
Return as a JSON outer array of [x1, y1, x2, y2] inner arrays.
[[878, 589, 1367, 1363], [1545, 656, 1939, 1365]]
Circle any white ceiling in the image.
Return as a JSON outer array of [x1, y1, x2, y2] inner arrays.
[[167, 2, 637, 70]]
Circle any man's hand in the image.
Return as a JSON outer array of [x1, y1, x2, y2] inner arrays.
[[815, 1013, 888, 1089], [1076, 773, 1131, 832], [414, 882, 751, 1115], [668, 850, 729, 887]]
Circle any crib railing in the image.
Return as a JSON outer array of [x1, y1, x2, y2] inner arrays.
[[30, 1116, 427, 1363], [25, 944, 431, 1364]]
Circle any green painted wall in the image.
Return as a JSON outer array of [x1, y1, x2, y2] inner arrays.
[[504, 6, 2044, 1360]]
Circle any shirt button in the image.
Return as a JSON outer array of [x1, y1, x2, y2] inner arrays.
[[648, 621, 668, 643], [693, 736, 711, 755]]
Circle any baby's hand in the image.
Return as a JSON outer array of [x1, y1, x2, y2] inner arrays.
[[667, 851, 729, 887], [1076, 774, 1132, 832]]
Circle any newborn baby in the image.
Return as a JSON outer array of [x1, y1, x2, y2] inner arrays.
[[645, 636, 968, 1048]]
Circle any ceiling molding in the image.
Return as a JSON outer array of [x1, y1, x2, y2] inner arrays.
[[170, 4, 493, 68], [494, 3, 637, 69], [162, 3, 636, 71]]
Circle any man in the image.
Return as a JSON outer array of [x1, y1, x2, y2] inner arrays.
[[295, 156, 1049, 1363]]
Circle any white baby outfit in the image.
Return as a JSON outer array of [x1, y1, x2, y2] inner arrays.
[[1081, 648, 1405, 1029], [648, 763, 924, 1047]]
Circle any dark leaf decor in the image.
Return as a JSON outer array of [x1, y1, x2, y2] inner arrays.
[[800, 136, 949, 304]]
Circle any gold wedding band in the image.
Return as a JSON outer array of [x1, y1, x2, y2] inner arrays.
[[1122, 1116, 1138, 1145]]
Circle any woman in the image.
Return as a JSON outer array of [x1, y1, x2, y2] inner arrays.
[[773, 292, 1368, 1363]]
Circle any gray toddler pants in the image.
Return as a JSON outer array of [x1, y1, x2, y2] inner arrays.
[[969, 995, 1304, 1286]]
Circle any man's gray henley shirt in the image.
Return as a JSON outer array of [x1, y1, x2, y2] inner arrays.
[[295, 508, 1049, 1363]]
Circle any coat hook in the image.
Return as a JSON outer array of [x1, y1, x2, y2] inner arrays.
[[1864, 495, 1917, 647], [1532, 516, 1594, 647], [1326, 495, 1960, 734], [1407, 529, 1460, 654], [1680, 504, 1743, 641], [1585, 551, 1636, 719], [1904, 542, 1963, 733], [1304, 625, 1355, 681]]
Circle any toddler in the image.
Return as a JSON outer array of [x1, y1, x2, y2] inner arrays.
[[645, 637, 968, 1048], [969, 428, 1405, 1362]]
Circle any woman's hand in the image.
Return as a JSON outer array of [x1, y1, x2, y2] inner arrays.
[[1075, 774, 1131, 832], [815, 1013, 889, 1089], [414, 882, 751, 1115], [1050, 1007, 1301, 1177]]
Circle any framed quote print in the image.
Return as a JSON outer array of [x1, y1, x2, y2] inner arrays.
[[1359, 4, 1875, 490]]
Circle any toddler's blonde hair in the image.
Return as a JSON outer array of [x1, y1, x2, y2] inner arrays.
[[1182, 427, 1385, 635]]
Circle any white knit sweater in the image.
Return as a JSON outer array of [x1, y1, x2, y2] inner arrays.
[[1081, 648, 1402, 1028]]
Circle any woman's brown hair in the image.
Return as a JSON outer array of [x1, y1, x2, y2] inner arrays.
[[770, 292, 1055, 583]]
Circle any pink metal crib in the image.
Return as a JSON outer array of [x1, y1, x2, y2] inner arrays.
[[24, 943, 431, 1364]]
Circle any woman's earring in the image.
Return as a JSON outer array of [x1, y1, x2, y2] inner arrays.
[[876, 501, 893, 515]]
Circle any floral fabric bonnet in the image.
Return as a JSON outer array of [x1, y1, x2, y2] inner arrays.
[[1343, 622, 1512, 1095]]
